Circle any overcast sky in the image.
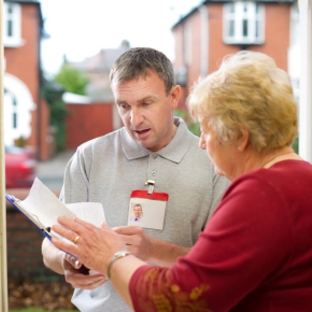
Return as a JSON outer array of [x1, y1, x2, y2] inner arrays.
[[40, 0, 203, 76]]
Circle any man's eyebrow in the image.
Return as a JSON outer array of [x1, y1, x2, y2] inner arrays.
[[116, 95, 157, 105], [138, 95, 157, 103], [115, 99, 126, 105]]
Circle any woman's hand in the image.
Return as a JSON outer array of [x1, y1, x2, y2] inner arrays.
[[52, 216, 126, 276]]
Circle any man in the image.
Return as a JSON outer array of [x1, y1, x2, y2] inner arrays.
[[42, 47, 229, 312], [129, 204, 143, 222]]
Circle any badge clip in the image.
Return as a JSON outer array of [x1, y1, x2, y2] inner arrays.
[[145, 179, 155, 195]]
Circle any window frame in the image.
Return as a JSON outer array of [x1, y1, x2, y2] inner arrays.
[[3, 2, 24, 47], [223, 1, 265, 45]]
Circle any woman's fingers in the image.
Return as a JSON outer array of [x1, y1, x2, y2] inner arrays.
[[57, 216, 86, 233], [52, 223, 73, 239], [74, 216, 99, 230], [56, 216, 101, 239], [52, 236, 79, 258]]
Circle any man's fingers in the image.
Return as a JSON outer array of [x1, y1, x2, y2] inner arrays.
[[113, 225, 141, 235], [101, 221, 110, 230], [64, 253, 81, 268], [71, 276, 107, 290]]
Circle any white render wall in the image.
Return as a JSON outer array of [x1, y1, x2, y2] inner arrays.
[[298, 0, 312, 163]]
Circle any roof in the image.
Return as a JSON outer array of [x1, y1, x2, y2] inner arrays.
[[72, 41, 130, 72], [171, 0, 296, 29]]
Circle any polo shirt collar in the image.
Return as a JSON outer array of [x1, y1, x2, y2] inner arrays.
[[122, 117, 193, 164]]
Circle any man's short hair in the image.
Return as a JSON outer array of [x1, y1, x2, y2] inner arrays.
[[110, 47, 175, 95]]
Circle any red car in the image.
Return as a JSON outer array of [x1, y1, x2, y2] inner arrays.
[[5, 146, 37, 189]]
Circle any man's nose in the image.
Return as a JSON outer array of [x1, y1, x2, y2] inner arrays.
[[130, 108, 143, 126]]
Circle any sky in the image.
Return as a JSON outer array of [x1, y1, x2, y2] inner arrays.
[[40, 0, 203, 77]]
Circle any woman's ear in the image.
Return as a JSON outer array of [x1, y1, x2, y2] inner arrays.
[[237, 124, 250, 151]]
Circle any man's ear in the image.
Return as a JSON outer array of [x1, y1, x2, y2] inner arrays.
[[170, 85, 182, 109]]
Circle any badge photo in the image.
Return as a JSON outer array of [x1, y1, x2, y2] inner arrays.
[[128, 190, 169, 230]]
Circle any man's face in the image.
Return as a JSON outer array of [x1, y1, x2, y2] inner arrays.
[[133, 206, 142, 217], [112, 71, 180, 152]]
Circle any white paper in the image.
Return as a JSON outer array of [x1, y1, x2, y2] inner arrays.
[[66, 202, 105, 227], [15, 177, 105, 229], [18, 177, 75, 228]]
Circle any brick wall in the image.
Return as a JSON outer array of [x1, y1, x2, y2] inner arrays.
[[65, 102, 114, 149], [4, 2, 54, 161], [5, 3, 41, 149]]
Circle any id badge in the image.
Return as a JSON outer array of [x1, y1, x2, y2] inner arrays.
[[128, 190, 168, 230]]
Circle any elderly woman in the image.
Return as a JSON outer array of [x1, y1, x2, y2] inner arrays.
[[52, 51, 312, 311]]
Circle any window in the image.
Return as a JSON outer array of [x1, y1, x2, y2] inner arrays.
[[223, 1, 264, 45], [13, 96, 18, 129], [4, 74, 35, 146], [3, 2, 23, 47]]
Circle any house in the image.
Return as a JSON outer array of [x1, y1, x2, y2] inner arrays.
[[171, 0, 299, 108], [3, 0, 52, 160]]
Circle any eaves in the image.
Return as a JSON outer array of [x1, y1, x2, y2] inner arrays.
[[171, 0, 296, 30]]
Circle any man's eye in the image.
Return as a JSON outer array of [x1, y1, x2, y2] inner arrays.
[[119, 104, 129, 110], [142, 102, 152, 106]]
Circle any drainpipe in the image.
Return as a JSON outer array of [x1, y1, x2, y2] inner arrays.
[[298, 0, 312, 162], [200, 4, 209, 77], [37, 2, 43, 160]]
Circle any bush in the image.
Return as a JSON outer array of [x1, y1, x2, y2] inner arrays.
[[8, 279, 77, 311]]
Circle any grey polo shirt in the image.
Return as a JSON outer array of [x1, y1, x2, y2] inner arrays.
[[60, 117, 229, 312]]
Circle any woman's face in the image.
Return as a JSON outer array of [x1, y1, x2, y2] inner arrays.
[[199, 118, 238, 181]]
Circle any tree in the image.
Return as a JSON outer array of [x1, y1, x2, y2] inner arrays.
[[42, 80, 68, 151], [53, 64, 89, 95]]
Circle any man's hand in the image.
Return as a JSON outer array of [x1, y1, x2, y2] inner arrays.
[[61, 253, 107, 290], [112, 226, 155, 262], [113, 225, 190, 267]]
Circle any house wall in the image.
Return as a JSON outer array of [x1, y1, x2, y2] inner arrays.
[[187, 11, 202, 90], [252, 3, 291, 71], [173, 2, 292, 104], [4, 2, 52, 161], [207, 4, 239, 73], [65, 102, 115, 149], [173, 26, 184, 69], [5, 4, 40, 148]]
